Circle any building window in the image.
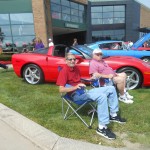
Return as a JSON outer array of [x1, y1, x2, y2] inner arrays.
[[92, 29, 125, 41], [0, 13, 35, 50], [50, 0, 86, 23], [91, 5, 125, 25]]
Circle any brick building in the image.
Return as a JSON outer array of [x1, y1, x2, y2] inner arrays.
[[0, 0, 150, 50]]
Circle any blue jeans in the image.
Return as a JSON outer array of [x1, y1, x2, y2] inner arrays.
[[72, 86, 119, 126]]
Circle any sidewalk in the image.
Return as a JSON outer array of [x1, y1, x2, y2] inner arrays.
[[0, 120, 41, 150], [0, 103, 127, 150]]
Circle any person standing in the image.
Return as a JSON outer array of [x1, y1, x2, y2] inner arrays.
[[72, 38, 78, 46], [34, 37, 44, 50], [48, 38, 54, 47]]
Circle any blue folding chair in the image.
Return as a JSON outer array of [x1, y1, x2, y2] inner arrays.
[[61, 84, 97, 129], [81, 77, 114, 88]]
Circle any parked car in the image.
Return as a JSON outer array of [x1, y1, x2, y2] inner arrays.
[[131, 33, 150, 51], [87, 40, 150, 63], [12, 45, 150, 90]]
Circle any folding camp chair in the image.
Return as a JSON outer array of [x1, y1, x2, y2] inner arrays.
[[61, 84, 97, 129], [81, 77, 114, 88]]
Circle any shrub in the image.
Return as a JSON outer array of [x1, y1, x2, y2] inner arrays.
[[0, 53, 12, 61]]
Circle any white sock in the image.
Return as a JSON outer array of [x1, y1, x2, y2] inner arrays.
[[110, 112, 117, 117], [99, 124, 107, 129], [120, 94, 126, 98]]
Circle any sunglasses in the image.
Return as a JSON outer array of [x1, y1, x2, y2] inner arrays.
[[67, 58, 76, 61], [95, 53, 102, 56]]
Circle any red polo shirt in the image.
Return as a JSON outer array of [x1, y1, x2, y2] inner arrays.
[[56, 65, 81, 87]]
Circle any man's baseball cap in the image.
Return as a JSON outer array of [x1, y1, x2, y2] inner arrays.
[[93, 48, 102, 54]]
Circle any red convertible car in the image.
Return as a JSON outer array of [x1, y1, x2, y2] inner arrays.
[[12, 45, 150, 90]]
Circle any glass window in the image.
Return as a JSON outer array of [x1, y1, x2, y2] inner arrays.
[[61, 0, 69, 6], [51, 3, 61, 12], [62, 13, 70, 21], [103, 30, 114, 36], [103, 6, 113, 12], [10, 13, 34, 25], [71, 9, 78, 16], [13, 36, 35, 47], [103, 19, 110, 24], [79, 5, 84, 11], [0, 25, 11, 36], [62, 6, 70, 14], [91, 7, 102, 12], [103, 12, 113, 18], [92, 29, 125, 41], [52, 12, 61, 19], [92, 19, 102, 25], [79, 11, 84, 17], [71, 16, 78, 23], [70, 2, 78, 9], [1, 37, 13, 48], [79, 17, 83, 23], [0, 14, 9, 25], [0, 13, 35, 50], [114, 18, 125, 23], [91, 5, 125, 25], [11, 25, 35, 36], [114, 5, 125, 11], [114, 12, 125, 17], [51, 0, 60, 4], [51, 1, 86, 24], [91, 12, 102, 18]]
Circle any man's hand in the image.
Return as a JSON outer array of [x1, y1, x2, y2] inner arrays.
[[108, 74, 114, 79], [92, 72, 100, 79], [75, 83, 86, 89]]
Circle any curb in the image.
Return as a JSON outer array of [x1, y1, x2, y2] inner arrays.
[[0, 103, 127, 150]]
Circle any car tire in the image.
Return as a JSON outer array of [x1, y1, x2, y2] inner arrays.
[[23, 64, 44, 85], [142, 57, 150, 63], [117, 67, 142, 90]]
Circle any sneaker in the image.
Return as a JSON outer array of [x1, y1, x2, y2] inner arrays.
[[126, 92, 133, 99], [96, 127, 116, 140], [119, 96, 133, 104], [110, 115, 126, 124]]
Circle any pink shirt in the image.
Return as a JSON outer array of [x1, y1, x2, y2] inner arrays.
[[89, 59, 115, 75]]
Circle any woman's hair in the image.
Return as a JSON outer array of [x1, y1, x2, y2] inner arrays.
[[35, 37, 43, 43]]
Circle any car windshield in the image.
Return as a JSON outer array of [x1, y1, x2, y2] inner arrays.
[[73, 45, 93, 57], [32, 48, 48, 54]]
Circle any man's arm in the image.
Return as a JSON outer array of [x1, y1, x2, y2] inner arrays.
[[92, 72, 114, 79], [59, 83, 86, 93]]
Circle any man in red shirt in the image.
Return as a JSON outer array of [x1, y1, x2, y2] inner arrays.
[[89, 48, 134, 104], [56, 53, 126, 140]]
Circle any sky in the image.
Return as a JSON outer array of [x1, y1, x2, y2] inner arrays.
[[136, 0, 150, 8]]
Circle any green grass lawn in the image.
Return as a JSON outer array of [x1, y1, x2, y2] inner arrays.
[[0, 69, 150, 148]]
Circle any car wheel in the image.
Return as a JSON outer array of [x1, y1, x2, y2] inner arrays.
[[142, 57, 150, 63], [23, 64, 44, 84], [117, 67, 142, 90]]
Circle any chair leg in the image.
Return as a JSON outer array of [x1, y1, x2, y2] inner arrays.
[[62, 99, 93, 128]]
